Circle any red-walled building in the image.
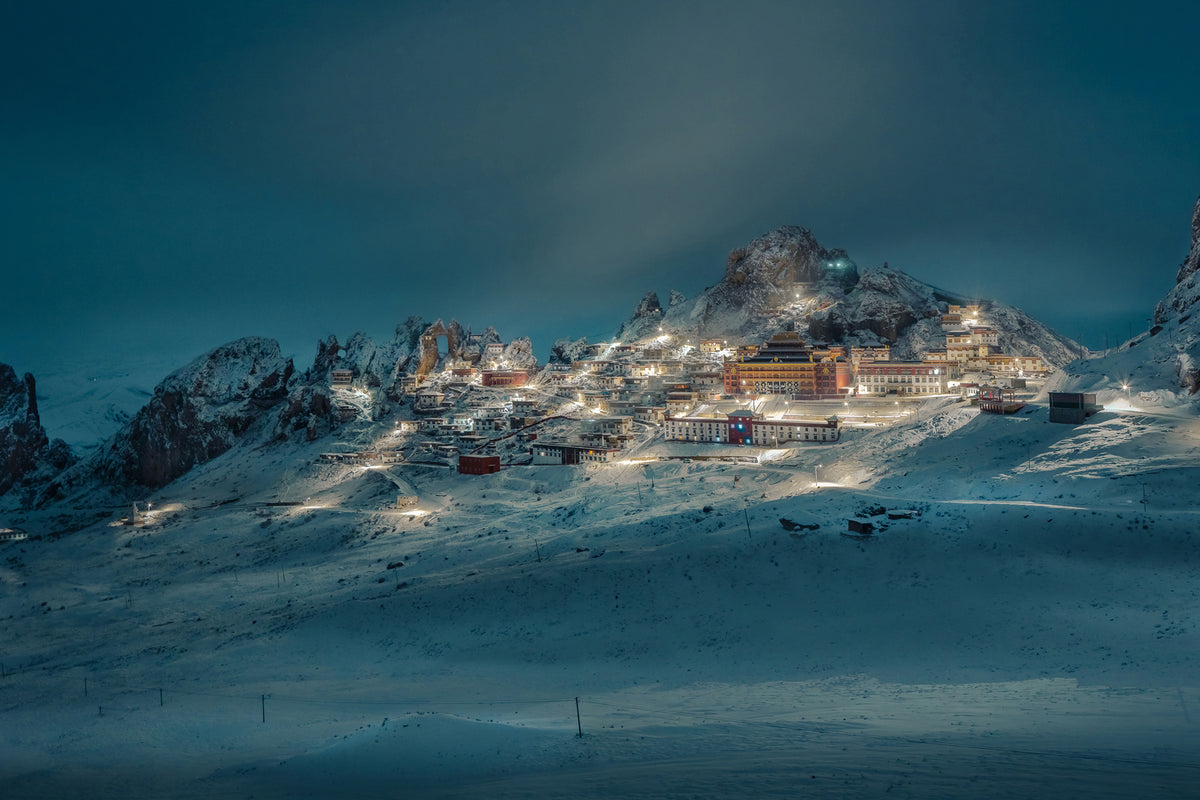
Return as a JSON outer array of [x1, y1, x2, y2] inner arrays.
[[481, 369, 531, 388], [458, 454, 501, 475]]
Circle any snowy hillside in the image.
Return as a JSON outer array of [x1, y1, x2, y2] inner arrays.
[[3, 382, 1199, 797]]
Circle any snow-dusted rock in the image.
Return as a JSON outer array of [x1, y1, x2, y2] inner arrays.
[[549, 337, 590, 364], [616, 225, 1081, 368], [616, 291, 665, 340], [1154, 194, 1200, 325], [90, 337, 295, 489], [0, 364, 74, 500]]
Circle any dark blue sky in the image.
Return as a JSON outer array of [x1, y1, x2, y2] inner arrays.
[[3, 1, 1198, 375]]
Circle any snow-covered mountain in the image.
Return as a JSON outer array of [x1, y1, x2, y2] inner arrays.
[[35, 338, 308, 506], [617, 225, 1083, 368], [1049, 194, 1200, 405]]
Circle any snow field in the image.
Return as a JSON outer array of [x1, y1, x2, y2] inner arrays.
[[2, 399, 1200, 797]]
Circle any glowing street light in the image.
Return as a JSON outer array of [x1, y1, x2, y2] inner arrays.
[[1122, 383, 1130, 403], [814, 463, 822, 485]]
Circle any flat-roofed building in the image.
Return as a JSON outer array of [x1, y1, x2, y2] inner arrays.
[[855, 361, 948, 396]]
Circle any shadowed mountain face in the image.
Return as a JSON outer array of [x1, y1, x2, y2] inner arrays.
[[94, 338, 295, 489], [0, 364, 73, 500], [1151, 194, 1200, 392]]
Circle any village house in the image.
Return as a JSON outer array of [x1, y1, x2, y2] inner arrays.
[[511, 398, 539, 417], [665, 391, 700, 415], [418, 417, 445, 434], [700, 338, 726, 353], [531, 442, 621, 465], [634, 405, 665, 425], [1013, 355, 1046, 374], [585, 416, 634, 436], [606, 400, 637, 416], [691, 371, 725, 396], [414, 390, 446, 411], [330, 369, 353, 386], [484, 342, 506, 359]]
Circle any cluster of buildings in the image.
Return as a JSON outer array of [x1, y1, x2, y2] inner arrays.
[[922, 305, 1046, 379], [322, 305, 1054, 473]]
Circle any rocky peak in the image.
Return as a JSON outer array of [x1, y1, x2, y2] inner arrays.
[[632, 291, 663, 320], [90, 337, 295, 490], [722, 226, 858, 294], [1, 364, 74, 499]]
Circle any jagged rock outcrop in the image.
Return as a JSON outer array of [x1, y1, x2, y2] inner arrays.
[[274, 385, 335, 441], [550, 337, 590, 365], [616, 292, 665, 340], [719, 226, 858, 302], [0, 364, 74, 500], [808, 265, 939, 343], [310, 335, 344, 381], [500, 336, 538, 370], [1148, 194, 1200, 392], [416, 319, 467, 377], [668, 289, 687, 307], [90, 337, 295, 489], [1154, 194, 1200, 325]]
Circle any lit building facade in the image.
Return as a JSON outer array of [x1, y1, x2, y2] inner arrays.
[[856, 361, 948, 396], [664, 411, 840, 444]]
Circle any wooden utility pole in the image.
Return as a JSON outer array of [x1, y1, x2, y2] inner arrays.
[[261, 694, 266, 723], [575, 697, 582, 738]]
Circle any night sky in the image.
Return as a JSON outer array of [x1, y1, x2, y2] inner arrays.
[[4, 1, 1198, 376]]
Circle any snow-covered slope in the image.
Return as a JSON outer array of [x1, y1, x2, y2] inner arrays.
[[2, 379, 1199, 797]]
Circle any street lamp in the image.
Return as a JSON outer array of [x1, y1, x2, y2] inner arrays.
[[814, 463, 822, 485], [1122, 383, 1130, 404]]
